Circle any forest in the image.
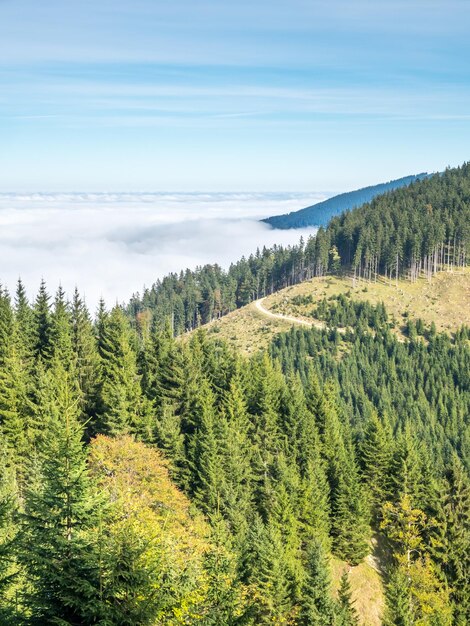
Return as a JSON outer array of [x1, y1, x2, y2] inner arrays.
[[127, 163, 470, 335], [0, 276, 468, 624], [262, 173, 428, 229], [0, 161, 469, 625]]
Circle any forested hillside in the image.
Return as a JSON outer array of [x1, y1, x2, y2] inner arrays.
[[128, 163, 470, 335], [0, 162, 469, 625], [262, 173, 428, 229], [0, 278, 469, 624]]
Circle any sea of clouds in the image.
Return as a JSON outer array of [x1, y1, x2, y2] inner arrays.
[[0, 192, 321, 310]]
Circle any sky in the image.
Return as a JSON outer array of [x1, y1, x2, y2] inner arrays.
[[1, 0, 470, 192]]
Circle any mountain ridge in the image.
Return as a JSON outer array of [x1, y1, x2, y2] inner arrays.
[[262, 173, 429, 229]]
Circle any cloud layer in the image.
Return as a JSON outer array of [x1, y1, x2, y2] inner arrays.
[[0, 193, 320, 310]]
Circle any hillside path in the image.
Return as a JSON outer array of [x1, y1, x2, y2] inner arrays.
[[254, 298, 326, 329]]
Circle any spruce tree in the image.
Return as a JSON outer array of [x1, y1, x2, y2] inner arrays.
[[360, 411, 393, 517], [0, 441, 19, 624], [96, 305, 150, 436], [243, 515, 293, 625], [202, 512, 248, 625], [32, 280, 53, 362], [18, 366, 103, 624], [190, 378, 225, 514], [219, 372, 254, 544], [14, 279, 34, 368], [429, 455, 470, 623], [50, 286, 74, 369], [319, 385, 369, 564], [71, 288, 100, 427], [337, 570, 359, 626], [299, 539, 336, 626]]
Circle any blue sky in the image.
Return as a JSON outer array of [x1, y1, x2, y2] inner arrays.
[[1, 0, 470, 191]]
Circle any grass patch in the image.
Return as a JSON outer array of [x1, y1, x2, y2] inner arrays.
[[188, 268, 470, 354]]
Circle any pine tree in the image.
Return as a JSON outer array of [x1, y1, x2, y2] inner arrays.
[[18, 366, 103, 624], [32, 279, 53, 362], [0, 441, 20, 624], [96, 305, 150, 436], [429, 454, 470, 623], [337, 570, 359, 626], [243, 515, 293, 625], [360, 411, 393, 517], [299, 539, 336, 626], [190, 378, 225, 514]]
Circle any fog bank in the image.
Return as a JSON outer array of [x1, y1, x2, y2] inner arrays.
[[0, 192, 321, 309]]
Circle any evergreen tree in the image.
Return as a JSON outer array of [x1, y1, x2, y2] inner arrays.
[[219, 372, 254, 544], [71, 288, 100, 427], [96, 306, 151, 437], [32, 280, 53, 362], [190, 378, 225, 514], [0, 441, 19, 624], [320, 385, 369, 564], [18, 366, 103, 624], [50, 286, 74, 369], [0, 290, 34, 480], [299, 540, 336, 626], [243, 515, 293, 625], [429, 455, 470, 624], [14, 279, 34, 368], [337, 570, 359, 626], [360, 411, 393, 517], [202, 512, 249, 626]]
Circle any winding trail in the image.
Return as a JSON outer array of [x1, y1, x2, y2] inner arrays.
[[254, 297, 326, 329]]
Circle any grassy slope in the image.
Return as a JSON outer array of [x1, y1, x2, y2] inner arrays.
[[197, 268, 470, 625], [204, 268, 470, 354], [331, 556, 384, 626]]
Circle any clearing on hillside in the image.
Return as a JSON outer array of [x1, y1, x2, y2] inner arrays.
[[202, 268, 470, 353]]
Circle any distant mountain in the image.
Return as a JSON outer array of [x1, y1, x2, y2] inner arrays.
[[262, 173, 429, 229]]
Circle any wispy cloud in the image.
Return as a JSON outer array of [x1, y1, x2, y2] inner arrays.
[[1, 1, 469, 190]]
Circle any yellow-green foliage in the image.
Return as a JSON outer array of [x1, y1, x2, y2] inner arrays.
[[89, 435, 212, 624]]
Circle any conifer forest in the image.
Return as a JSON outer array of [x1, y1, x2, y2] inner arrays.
[[0, 164, 469, 625]]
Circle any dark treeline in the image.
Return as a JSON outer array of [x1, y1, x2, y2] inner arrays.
[[328, 163, 470, 282], [262, 173, 428, 229], [127, 163, 470, 335], [0, 280, 468, 624]]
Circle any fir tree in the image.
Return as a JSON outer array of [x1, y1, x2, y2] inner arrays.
[[32, 280, 53, 362], [18, 366, 103, 624], [360, 411, 393, 517], [96, 305, 149, 436], [337, 570, 359, 626], [0, 441, 19, 624], [50, 285, 74, 369], [299, 539, 336, 626], [429, 455, 470, 624], [243, 515, 293, 625]]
